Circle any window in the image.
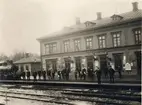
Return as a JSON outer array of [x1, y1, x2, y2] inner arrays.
[[74, 39, 81, 51], [86, 37, 93, 49], [98, 35, 106, 48], [45, 43, 57, 54], [133, 28, 141, 44], [64, 40, 70, 52], [112, 32, 121, 47], [45, 44, 49, 54]]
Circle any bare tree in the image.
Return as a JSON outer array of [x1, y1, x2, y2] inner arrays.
[[10, 51, 40, 62], [0, 53, 9, 61]]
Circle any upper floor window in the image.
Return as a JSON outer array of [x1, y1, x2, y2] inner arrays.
[[86, 37, 93, 49], [111, 31, 121, 47], [64, 40, 70, 52], [74, 39, 81, 51], [45, 42, 57, 54], [98, 35, 106, 48], [133, 28, 141, 44]]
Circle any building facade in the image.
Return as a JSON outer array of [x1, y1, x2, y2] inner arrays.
[[14, 57, 41, 75], [37, 2, 141, 77]]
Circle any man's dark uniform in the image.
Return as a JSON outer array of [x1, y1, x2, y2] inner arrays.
[[95, 69, 102, 84], [82, 68, 87, 80]]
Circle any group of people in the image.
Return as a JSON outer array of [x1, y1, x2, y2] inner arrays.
[[73, 65, 116, 84], [19, 63, 131, 84], [20, 70, 46, 81]]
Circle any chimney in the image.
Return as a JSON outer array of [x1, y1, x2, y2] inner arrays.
[[97, 12, 102, 20], [132, 2, 138, 11], [76, 17, 81, 25]]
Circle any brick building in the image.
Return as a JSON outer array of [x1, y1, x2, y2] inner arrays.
[[37, 2, 141, 77]]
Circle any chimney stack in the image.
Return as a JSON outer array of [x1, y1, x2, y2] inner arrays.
[[132, 2, 138, 11], [97, 12, 102, 20], [76, 17, 81, 25]]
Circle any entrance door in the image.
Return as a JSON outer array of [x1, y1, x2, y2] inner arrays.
[[64, 58, 71, 70], [99, 55, 107, 73], [52, 60, 57, 72], [46, 60, 50, 70], [135, 51, 141, 76], [113, 53, 123, 70], [86, 56, 93, 70], [75, 57, 81, 71]]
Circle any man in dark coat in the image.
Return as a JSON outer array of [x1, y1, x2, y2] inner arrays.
[[95, 66, 102, 84], [22, 72, 25, 80], [57, 70, 62, 80], [74, 70, 78, 80], [33, 71, 37, 81], [47, 69, 51, 80], [108, 66, 115, 83], [87, 67, 91, 80], [117, 66, 122, 79], [42, 71, 46, 80], [82, 67, 87, 80], [27, 70, 30, 80], [61, 68, 66, 80], [66, 67, 70, 80], [37, 71, 41, 80]]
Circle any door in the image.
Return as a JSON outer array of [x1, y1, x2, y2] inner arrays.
[[75, 57, 81, 71], [52, 60, 57, 72], [86, 56, 93, 70], [99, 55, 107, 74], [113, 53, 123, 70], [64, 58, 71, 70]]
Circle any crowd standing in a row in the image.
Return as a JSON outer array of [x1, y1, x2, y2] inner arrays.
[[19, 63, 131, 84]]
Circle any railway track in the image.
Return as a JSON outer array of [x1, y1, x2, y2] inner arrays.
[[0, 88, 140, 105]]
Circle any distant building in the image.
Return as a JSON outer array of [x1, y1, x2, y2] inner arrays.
[[14, 57, 41, 74], [37, 2, 141, 77]]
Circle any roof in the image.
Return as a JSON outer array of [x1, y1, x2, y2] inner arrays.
[[0, 65, 12, 70], [37, 9, 142, 41], [0, 61, 6, 64], [14, 57, 41, 64]]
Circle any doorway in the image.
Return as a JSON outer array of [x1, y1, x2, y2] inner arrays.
[[113, 53, 123, 70], [86, 56, 94, 70], [99, 55, 107, 75]]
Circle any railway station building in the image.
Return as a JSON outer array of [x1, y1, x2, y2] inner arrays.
[[37, 2, 141, 78]]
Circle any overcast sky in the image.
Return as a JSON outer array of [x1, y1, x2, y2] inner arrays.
[[0, 0, 141, 55]]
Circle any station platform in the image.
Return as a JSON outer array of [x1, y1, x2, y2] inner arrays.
[[0, 80, 141, 91]]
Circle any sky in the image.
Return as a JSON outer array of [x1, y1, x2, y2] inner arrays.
[[0, 0, 141, 56]]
